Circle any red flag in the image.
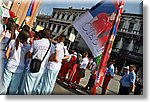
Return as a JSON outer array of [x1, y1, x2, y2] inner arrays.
[[90, 0, 124, 95]]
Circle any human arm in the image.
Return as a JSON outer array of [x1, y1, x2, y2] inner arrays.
[[130, 73, 136, 92], [5, 47, 11, 60]]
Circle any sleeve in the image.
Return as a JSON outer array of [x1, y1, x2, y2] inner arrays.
[[80, 58, 87, 66], [30, 42, 34, 53], [0, 25, 3, 35], [55, 44, 60, 51], [130, 73, 136, 84], [8, 40, 15, 49], [50, 44, 55, 54], [109, 65, 115, 77], [64, 47, 69, 56]]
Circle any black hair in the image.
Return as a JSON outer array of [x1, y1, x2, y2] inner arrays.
[[5, 19, 16, 48], [16, 24, 19, 29], [15, 31, 29, 50], [35, 31, 42, 39], [42, 28, 51, 38], [22, 25, 30, 33]]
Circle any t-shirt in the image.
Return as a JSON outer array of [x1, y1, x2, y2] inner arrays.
[[1, 30, 11, 50], [6, 40, 30, 73], [30, 38, 55, 71], [15, 30, 19, 39], [46, 42, 69, 70], [121, 71, 136, 88], [79, 57, 89, 69], [105, 64, 115, 77], [0, 23, 3, 35]]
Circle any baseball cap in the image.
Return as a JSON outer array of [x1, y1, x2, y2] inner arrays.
[[124, 66, 129, 70]]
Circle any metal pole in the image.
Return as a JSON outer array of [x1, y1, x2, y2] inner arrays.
[[68, 41, 72, 50]]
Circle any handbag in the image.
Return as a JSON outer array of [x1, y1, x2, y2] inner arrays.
[[78, 68, 85, 78], [30, 41, 51, 73]]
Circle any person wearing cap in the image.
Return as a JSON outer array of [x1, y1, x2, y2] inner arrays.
[[118, 66, 129, 95], [118, 65, 136, 95]]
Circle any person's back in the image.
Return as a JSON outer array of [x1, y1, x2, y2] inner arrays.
[[6, 39, 30, 72], [31, 38, 54, 69]]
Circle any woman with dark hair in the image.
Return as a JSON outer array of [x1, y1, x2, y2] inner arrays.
[[0, 19, 16, 76], [0, 31, 30, 95]]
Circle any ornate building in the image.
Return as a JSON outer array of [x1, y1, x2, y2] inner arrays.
[[34, 7, 143, 74], [111, 13, 143, 73], [34, 7, 89, 51]]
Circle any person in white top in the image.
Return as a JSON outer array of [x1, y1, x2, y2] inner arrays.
[[68, 52, 89, 89], [19, 29, 55, 95], [0, 18, 16, 68], [0, 31, 30, 95], [39, 35, 70, 95]]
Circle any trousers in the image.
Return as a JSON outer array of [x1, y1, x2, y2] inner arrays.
[[39, 69, 59, 95], [0, 68, 23, 95], [19, 69, 44, 95]]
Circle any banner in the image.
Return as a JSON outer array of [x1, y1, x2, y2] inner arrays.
[[73, 0, 124, 94], [73, 0, 120, 58], [91, 0, 124, 95]]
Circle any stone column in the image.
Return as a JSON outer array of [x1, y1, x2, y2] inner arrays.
[[127, 40, 134, 51], [46, 23, 49, 28], [50, 24, 54, 30], [64, 14, 68, 20], [43, 22, 45, 27], [58, 25, 64, 33], [64, 27, 69, 35], [54, 13, 58, 19], [54, 25, 58, 33], [58, 14, 63, 20], [138, 45, 143, 54], [69, 14, 74, 21], [116, 38, 123, 49]]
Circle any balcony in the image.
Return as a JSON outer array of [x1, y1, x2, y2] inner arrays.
[[118, 28, 143, 36]]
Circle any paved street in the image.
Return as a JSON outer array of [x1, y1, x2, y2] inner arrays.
[[52, 69, 122, 95]]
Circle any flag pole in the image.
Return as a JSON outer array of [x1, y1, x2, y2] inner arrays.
[[53, 24, 72, 40], [90, 0, 124, 95]]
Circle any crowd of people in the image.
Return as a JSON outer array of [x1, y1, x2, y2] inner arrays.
[[0, 14, 143, 95]]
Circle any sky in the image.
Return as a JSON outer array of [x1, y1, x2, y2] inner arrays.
[[39, 0, 143, 15]]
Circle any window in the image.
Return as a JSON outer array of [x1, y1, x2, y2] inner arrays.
[[61, 14, 65, 20], [57, 25, 61, 33], [37, 21, 40, 25], [67, 15, 70, 20], [73, 15, 76, 21], [118, 21, 124, 30], [52, 12, 55, 18], [122, 42, 128, 50], [52, 24, 56, 32], [41, 22, 43, 26], [133, 45, 139, 53], [128, 22, 134, 32], [139, 24, 143, 34]]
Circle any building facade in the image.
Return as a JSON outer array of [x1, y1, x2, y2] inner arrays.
[[34, 7, 89, 51], [34, 7, 143, 74], [111, 13, 143, 74]]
